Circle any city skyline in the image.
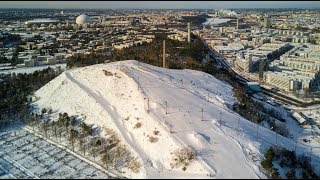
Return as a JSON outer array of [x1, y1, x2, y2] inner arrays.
[[0, 4, 320, 179], [0, 1, 320, 9]]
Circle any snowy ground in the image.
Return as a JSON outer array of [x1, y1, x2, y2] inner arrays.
[[252, 94, 320, 146], [32, 60, 320, 178], [0, 63, 66, 75], [202, 18, 233, 26], [258, 92, 320, 149], [301, 109, 320, 126], [0, 128, 112, 179]]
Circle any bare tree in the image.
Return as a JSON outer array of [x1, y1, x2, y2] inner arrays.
[[43, 119, 49, 137], [52, 121, 58, 139], [78, 136, 87, 156], [275, 124, 289, 137], [101, 149, 111, 170], [69, 129, 78, 151]]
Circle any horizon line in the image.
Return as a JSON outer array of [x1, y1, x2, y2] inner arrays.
[[0, 7, 320, 10]]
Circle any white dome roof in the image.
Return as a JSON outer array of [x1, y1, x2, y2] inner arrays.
[[76, 14, 90, 25]]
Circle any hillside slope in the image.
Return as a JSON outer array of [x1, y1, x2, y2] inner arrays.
[[34, 60, 265, 178]]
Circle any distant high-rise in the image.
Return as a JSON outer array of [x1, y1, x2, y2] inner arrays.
[[263, 17, 271, 28], [65, 20, 69, 28], [259, 58, 265, 80], [99, 15, 106, 24], [187, 22, 191, 43]]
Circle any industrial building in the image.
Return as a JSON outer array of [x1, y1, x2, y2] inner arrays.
[[246, 82, 261, 93], [24, 19, 59, 27], [262, 17, 271, 28]]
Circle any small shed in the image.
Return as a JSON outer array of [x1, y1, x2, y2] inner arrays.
[[292, 112, 308, 125], [246, 82, 260, 93]]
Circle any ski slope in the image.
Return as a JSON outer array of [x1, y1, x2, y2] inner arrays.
[[34, 60, 268, 178]]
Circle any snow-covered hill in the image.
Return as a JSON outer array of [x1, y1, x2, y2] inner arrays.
[[34, 60, 266, 178]]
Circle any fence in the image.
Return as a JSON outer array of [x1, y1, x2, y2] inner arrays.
[[120, 63, 320, 171]]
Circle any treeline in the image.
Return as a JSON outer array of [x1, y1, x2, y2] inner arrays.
[[233, 83, 289, 136], [66, 32, 209, 70], [0, 67, 63, 128], [66, 52, 109, 69], [27, 109, 141, 173], [0, 56, 9, 64], [0, 34, 21, 47], [114, 33, 209, 68], [179, 14, 212, 26], [0, 46, 26, 65], [11, 45, 26, 66], [0, 33, 24, 65], [261, 146, 319, 179], [202, 61, 290, 136]]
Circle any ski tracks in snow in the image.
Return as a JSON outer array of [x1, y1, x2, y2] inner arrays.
[[64, 71, 150, 177]]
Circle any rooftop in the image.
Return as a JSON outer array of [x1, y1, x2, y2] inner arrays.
[[214, 45, 242, 51], [246, 82, 260, 86], [25, 19, 59, 24]]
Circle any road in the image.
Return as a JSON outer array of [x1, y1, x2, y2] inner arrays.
[[195, 35, 320, 108]]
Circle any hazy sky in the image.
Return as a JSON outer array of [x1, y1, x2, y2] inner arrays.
[[0, 1, 319, 9]]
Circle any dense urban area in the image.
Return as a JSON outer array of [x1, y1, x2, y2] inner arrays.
[[0, 6, 320, 179]]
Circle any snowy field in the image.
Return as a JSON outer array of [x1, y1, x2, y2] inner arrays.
[[251, 95, 320, 146], [33, 60, 320, 178], [202, 18, 233, 26], [0, 64, 66, 75], [302, 109, 320, 126], [0, 128, 112, 179]]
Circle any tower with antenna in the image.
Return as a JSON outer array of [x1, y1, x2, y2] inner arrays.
[[163, 40, 166, 68]]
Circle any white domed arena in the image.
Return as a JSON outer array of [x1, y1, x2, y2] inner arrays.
[[76, 14, 90, 25]]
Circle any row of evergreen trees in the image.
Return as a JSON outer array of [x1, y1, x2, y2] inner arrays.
[[66, 32, 210, 70], [26, 109, 140, 173], [0, 33, 21, 47], [261, 146, 318, 179], [0, 67, 63, 128]]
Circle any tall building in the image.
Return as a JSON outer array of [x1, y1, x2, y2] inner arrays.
[[99, 15, 106, 24], [65, 20, 69, 28], [236, 18, 239, 30], [259, 58, 265, 80], [263, 17, 271, 28]]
